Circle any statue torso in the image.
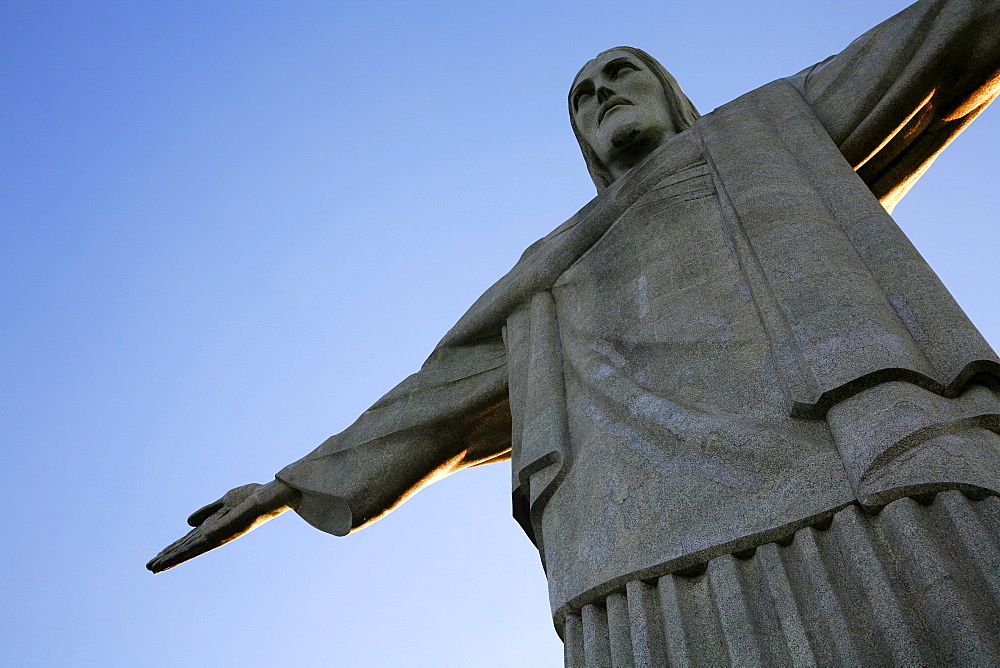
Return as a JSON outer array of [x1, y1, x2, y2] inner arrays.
[[505, 91, 1000, 614], [536, 130, 853, 608]]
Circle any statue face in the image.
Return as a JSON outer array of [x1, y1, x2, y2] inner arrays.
[[571, 50, 675, 176]]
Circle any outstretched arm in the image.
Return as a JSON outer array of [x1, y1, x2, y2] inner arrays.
[[276, 336, 511, 537], [146, 480, 301, 573], [790, 0, 1000, 209], [148, 334, 510, 570]]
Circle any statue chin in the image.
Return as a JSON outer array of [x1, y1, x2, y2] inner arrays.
[[609, 125, 646, 149], [596, 114, 673, 174]]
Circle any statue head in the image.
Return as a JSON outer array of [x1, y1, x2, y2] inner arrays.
[[570, 47, 700, 192]]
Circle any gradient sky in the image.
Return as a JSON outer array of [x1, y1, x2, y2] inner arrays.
[[3, 1, 997, 666]]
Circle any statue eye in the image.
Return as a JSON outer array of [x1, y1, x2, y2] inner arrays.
[[611, 63, 638, 79], [574, 90, 593, 111]]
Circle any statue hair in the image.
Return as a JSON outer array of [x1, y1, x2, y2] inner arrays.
[[569, 47, 700, 193]]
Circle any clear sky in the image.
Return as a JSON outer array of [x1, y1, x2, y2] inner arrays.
[[2, 1, 997, 666]]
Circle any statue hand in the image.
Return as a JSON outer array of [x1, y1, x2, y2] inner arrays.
[[146, 480, 299, 573]]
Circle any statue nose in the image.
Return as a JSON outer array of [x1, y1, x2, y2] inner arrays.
[[597, 86, 613, 104]]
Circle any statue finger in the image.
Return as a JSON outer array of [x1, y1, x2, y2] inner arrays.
[[147, 528, 199, 565], [187, 499, 225, 527], [147, 530, 210, 573]]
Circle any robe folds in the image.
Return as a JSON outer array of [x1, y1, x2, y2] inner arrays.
[[278, 0, 1000, 633]]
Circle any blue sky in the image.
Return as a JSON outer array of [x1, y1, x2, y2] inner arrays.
[[2, 1, 997, 665]]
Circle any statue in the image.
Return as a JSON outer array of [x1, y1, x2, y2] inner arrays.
[[150, 1, 1000, 664]]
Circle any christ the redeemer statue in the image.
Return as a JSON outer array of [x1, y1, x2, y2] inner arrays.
[[150, 1, 1000, 664]]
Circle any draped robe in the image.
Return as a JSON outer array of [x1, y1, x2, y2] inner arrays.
[[278, 0, 1000, 660]]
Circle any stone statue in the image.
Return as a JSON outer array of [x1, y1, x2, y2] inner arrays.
[[150, 1, 1000, 664]]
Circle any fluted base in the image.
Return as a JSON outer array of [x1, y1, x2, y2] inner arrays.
[[561, 490, 1000, 666]]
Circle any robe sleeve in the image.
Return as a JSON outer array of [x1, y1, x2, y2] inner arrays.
[[276, 337, 511, 536], [788, 0, 1000, 210]]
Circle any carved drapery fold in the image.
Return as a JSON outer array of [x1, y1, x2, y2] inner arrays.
[[561, 491, 1000, 667], [509, 291, 572, 557]]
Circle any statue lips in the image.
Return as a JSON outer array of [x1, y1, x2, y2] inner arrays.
[[598, 97, 633, 125]]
